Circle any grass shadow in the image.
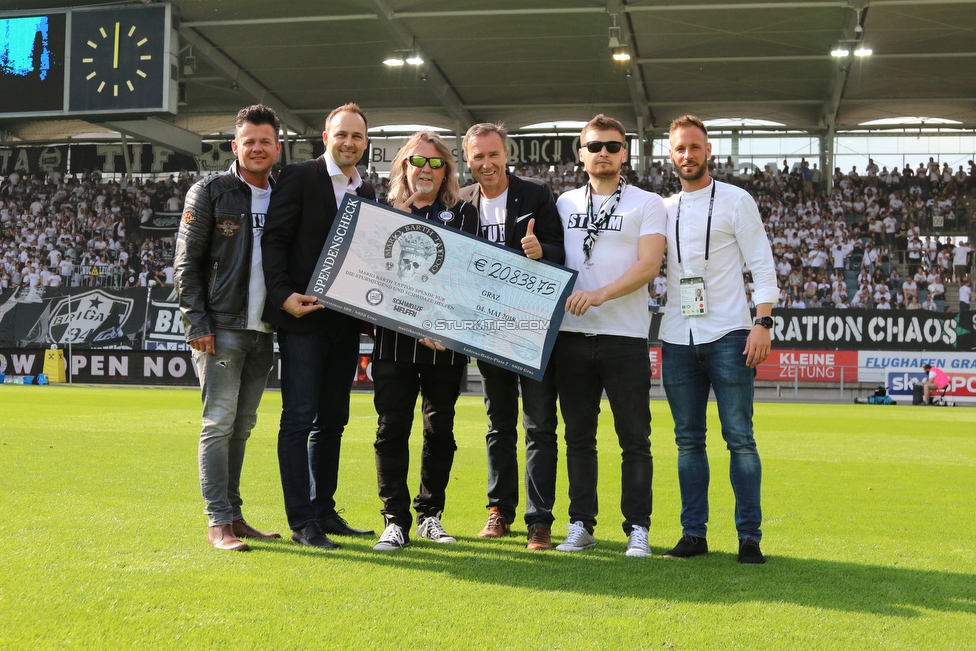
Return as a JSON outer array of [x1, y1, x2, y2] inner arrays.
[[247, 534, 976, 619]]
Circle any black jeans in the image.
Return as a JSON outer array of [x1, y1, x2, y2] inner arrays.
[[554, 332, 653, 534], [373, 360, 465, 529], [478, 359, 558, 529], [276, 323, 360, 531]]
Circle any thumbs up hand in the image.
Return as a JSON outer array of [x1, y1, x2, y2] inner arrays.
[[520, 218, 542, 259]]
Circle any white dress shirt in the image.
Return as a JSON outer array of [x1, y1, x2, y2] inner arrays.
[[324, 152, 363, 210], [661, 179, 778, 345]]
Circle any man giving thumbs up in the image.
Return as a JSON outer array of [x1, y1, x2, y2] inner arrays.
[[458, 122, 565, 550]]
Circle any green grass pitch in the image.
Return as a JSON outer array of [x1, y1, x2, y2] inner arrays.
[[0, 386, 974, 650]]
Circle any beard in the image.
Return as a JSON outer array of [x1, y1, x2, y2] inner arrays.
[[675, 161, 707, 182], [413, 178, 436, 194], [587, 161, 622, 180]]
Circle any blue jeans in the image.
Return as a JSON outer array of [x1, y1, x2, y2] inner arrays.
[[276, 322, 360, 531], [554, 333, 653, 534], [194, 328, 274, 527], [662, 330, 763, 541], [373, 361, 465, 529], [478, 359, 558, 529]]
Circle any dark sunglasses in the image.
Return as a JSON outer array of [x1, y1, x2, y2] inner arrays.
[[581, 140, 625, 154], [408, 155, 446, 169]]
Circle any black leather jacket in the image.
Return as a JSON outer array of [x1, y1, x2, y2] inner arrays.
[[174, 161, 271, 341]]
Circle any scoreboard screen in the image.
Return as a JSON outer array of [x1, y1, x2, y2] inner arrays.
[[0, 4, 176, 119], [0, 14, 66, 113]]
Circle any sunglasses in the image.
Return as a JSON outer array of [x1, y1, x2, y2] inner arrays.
[[408, 155, 446, 169], [581, 140, 625, 154]]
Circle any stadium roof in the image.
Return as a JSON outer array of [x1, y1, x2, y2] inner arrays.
[[3, 0, 976, 145]]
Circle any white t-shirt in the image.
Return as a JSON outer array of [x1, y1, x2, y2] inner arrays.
[[959, 284, 971, 305], [953, 244, 971, 266], [478, 189, 508, 245], [243, 179, 273, 333], [556, 183, 667, 338]]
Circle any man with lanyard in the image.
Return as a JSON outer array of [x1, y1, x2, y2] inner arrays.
[[552, 114, 667, 557], [175, 104, 282, 551], [371, 131, 479, 551], [262, 104, 375, 550], [458, 123, 565, 551], [660, 115, 778, 565]]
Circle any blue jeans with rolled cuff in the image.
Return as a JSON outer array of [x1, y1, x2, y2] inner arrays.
[[662, 329, 763, 542]]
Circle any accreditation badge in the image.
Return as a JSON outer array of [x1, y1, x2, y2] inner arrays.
[[680, 270, 707, 317]]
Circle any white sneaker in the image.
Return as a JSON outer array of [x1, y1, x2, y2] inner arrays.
[[373, 523, 409, 551], [555, 521, 596, 552], [625, 525, 651, 557], [417, 516, 456, 544]]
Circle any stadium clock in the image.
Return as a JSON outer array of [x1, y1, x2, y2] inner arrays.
[[67, 6, 170, 113]]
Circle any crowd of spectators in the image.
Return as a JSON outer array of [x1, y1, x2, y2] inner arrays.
[[1, 167, 190, 291], [504, 155, 976, 312], [3, 154, 973, 313]]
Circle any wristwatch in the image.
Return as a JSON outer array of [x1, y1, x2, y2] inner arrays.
[[754, 316, 774, 329]]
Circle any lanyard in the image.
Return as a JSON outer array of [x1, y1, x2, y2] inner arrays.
[[582, 175, 625, 265], [675, 181, 716, 267]]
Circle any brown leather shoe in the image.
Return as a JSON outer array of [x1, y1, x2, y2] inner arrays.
[[208, 524, 249, 551], [526, 524, 552, 551], [232, 519, 281, 539], [477, 507, 510, 538]]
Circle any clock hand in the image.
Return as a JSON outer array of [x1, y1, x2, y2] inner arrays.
[[113, 22, 120, 69]]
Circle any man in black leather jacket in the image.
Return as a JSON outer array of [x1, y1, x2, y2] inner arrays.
[[174, 104, 282, 552]]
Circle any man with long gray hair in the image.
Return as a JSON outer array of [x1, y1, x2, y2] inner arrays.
[[371, 131, 479, 551]]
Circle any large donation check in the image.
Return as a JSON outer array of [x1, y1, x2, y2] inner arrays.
[[305, 195, 577, 380]]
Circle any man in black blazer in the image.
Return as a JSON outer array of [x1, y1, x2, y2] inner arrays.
[[262, 103, 375, 549], [458, 123, 565, 551]]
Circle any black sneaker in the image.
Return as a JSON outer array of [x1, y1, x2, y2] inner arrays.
[[738, 539, 766, 564], [663, 535, 708, 558]]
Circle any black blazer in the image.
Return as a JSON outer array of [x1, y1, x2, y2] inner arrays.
[[458, 173, 564, 264], [262, 155, 375, 332]]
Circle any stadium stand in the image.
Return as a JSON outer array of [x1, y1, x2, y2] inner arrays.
[[2, 158, 973, 312]]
